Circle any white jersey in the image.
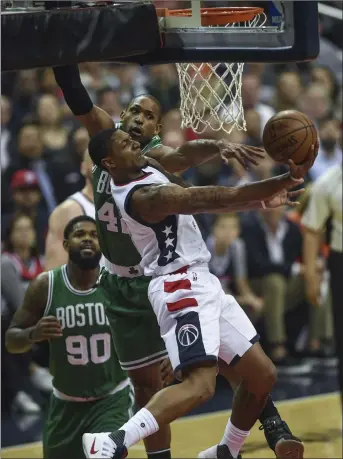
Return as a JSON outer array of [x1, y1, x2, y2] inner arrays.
[[110, 166, 211, 277], [68, 191, 95, 219]]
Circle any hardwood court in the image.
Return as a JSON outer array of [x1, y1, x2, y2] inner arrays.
[[2, 393, 342, 459]]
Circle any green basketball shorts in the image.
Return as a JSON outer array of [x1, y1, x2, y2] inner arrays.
[[43, 385, 133, 459], [99, 270, 168, 371]]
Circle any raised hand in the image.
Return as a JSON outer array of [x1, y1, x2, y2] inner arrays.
[[264, 187, 305, 208], [218, 141, 265, 170], [30, 316, 63, 342], [288, 138, 319, 179]]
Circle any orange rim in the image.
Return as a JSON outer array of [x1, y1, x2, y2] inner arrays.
[[156, 6, 264, 26]]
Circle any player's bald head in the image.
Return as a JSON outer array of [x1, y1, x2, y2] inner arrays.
[[127, 95, 162, 122], [120, 95, 162, 146]]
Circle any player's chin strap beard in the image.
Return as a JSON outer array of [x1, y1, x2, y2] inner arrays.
[[69, 249, 102, 270]]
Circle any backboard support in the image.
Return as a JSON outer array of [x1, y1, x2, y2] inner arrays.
[[120, 1, 319, 65]]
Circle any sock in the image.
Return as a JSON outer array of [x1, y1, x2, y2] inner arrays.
[[258, 395, 280, 424], [220, 418, 250, 458], [118, 408, 159, 448], [147, 449, 171, 459]]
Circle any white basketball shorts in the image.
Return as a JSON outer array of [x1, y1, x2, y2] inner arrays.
[[148, 264, 259, 375]]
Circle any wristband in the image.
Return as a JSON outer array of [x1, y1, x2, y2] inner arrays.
[[261, 200, 266, 209]]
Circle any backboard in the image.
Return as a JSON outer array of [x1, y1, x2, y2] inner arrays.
[[1, 0, 320, 135], [122, 1, 320, 65]]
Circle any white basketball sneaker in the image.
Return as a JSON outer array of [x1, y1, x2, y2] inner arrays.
[[82, 431, 128, 459], [198, 444, 241, 458]]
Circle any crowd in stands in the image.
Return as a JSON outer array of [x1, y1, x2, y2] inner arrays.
[[1, 3, 342, 414]]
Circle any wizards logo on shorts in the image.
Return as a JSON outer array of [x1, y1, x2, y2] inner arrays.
[[178, 324, 199, 346], [175, 312, 207, 369], [152, 215, 180, 266]]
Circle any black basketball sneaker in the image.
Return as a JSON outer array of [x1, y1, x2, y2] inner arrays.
[[260, 416, 304, 458]]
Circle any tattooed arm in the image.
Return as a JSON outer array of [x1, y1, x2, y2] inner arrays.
[[5, 273, 62, 353], [77, 106, 114, 137], [146, 135, 318, 176], [146, 140, 264, 174], [146, 142, 219, 173], [131, 173, 303, 224]]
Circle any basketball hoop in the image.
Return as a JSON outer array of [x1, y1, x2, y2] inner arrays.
[[157, 7, 266, 135]]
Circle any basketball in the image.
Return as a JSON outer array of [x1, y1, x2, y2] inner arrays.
[[262, 110, 318, 164]]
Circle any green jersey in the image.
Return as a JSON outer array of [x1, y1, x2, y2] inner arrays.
[[44, 265, 127, 398], [92, 134, 162, 277]]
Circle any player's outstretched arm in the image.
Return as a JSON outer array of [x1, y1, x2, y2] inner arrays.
[[146, 139, 265, 174], [53, 65, 114, 136], [131, 173, 304, 223], [5, 273, 62, 353], [45, 200, 85, 270]]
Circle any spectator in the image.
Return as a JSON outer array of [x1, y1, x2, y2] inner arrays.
[[162, 130, 185, 150], [207, 214, 263, 312], [39, 68, 59, 96], [2, 170, 49, 255], [9, 123, 86, 206], [10, 70, 39, 134], [240, 73, 275, 137], [161, 109, 183, 138], [96, 87, 123, 123], [2, 214, 52, 400], [79, 62, 109, 98], [298, 83, 332, 125], [146, 64, 180, 113], [1, 95, 13, 172], [7, 123, 58, 212], [316, 21, 343, 84], [241, 207, 312, 374], [310, 65, 340, 104], [309, 118, 342, 181], [271, 71, 303, 112], [1, 257, 42, 414], [244, 109, 263, 147], [2, 213, 44, 289], [69, 127, 91, 166], [222, 159, 251, 187], [115, 64, 147, 105], [250, 155, 275, 181], [36, 94, 69, 153]]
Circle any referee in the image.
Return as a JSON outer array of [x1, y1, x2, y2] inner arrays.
[[302, 163, 342, 410]]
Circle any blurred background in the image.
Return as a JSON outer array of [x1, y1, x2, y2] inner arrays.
[[1, 0, 342, 451]]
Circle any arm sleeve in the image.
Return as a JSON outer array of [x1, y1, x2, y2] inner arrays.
[[53, 65, 93, 116]]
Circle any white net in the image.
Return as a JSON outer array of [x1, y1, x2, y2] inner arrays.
[[175, 10, 267, 134]]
